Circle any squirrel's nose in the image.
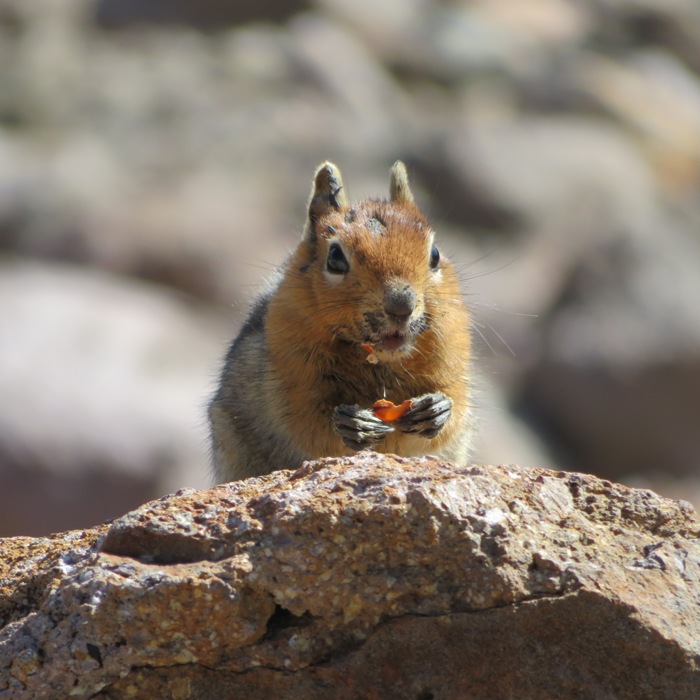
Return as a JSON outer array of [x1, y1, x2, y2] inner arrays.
[[384, 284, 416, 322]]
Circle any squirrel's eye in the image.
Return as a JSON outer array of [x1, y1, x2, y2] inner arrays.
[[429, 244, 440, 269], [326, 243, 349, 274]]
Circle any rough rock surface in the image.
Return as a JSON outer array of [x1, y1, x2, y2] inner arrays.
[[1, 453, 698, 699]]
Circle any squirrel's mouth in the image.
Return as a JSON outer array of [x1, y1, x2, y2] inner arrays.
[[362, 313, 427, 356], [376, 331, 409, 352]]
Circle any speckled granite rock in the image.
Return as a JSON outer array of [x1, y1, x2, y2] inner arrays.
[[1, 453, 699, 699]]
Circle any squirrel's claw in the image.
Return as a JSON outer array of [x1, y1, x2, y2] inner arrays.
[[395, 392, 452, 438], [334, 404, 394, 451]]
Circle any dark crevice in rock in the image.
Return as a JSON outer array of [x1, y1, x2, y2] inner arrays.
[[86, 643, 103, 668], [99, 529, 231, 565], [261, 604, 315, 642]]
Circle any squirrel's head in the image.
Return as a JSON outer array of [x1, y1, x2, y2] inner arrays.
[[292, 161, 461, 361]]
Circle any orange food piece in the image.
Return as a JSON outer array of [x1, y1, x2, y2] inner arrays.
[[372, 398, 413, 422]]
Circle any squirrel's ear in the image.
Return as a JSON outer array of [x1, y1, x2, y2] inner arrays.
[[305, 162, 348, 242], [389, 160, 415, 205]]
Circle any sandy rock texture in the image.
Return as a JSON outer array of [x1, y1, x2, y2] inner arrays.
[[1, 454, 698, 699]]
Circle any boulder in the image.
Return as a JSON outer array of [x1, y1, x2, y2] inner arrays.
[[0, 259, 220, 536], [1, 453, 698, 699], [514, 224, 700, 486]]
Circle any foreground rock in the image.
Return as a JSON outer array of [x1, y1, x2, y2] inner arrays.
[[1, 454, 699, 699]]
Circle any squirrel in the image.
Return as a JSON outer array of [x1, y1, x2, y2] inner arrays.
[[209, 161, 474, 482]]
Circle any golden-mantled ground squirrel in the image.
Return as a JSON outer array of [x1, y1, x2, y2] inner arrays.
[[209, 161, 474, 481]]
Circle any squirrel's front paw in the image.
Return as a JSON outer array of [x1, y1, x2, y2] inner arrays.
[[395, 392, 452, 438], [334, 404, 394, 451]]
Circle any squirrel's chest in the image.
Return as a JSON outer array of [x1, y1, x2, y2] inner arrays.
[[270, 342, 435, 414], [319, 362, 424, 407]]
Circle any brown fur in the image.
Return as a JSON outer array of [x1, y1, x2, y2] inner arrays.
[[209, 162, 473, 481]]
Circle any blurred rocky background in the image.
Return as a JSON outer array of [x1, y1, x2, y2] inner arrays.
[[1, 0, 700, 536]]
